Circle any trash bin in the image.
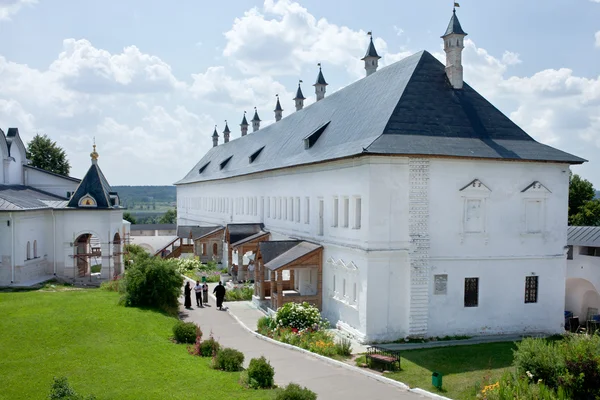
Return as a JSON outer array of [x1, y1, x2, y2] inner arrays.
[[432, 372, 443, 389], [201, 276, 206, 283]]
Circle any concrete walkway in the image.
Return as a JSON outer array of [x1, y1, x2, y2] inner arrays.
[[179, 283, 426, 400]]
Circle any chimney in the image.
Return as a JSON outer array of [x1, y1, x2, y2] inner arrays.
[[240, 111, 249, 136], [212, 125, 219, 147], [274, 95, 283, 122], [442, 8, 467, 89], [313, 63, 328, 101], [361, 32, 381, 77], [251, 107, 261, 132], [293, 80, 306, 111], [223, 121, 230, 143]]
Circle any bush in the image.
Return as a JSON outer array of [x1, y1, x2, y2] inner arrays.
[[274, 302, 322, 330], [557, 334, 600, 398], [274, 383, 317, 400], [122, 256, 183, 313], [48, 377, 96, 400], [513, 337, 565, 388], [173, 321, 201, 344], [124, 244, 149, 266], [481, 371, 568, 400], [213, 348, 245, 372], [335, 338, 352, 357], [198, 335, 221, 357], [99, 277, 123, 292], [225, 285, 254, 301], [246, 356, 275, 389], [257, 316, 274, 333]]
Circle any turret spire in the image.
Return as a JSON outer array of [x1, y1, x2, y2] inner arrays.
[[361, 32, 381, 77], [313, 63, 328, 101], [90, 138, 99, 164], [212, 125, 219, 147], [293, 80, 306, 111], [240, 111, 249, 136], [442, 7, 468, 89], [223, 120, 231, 143], [251, 107, 261, 132], [274, 94, 283, 122]]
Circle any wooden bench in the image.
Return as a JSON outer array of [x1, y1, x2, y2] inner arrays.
[[366, 346, 401, 371]]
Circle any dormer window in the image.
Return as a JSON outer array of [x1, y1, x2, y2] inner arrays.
[[249, 146, 265, 163], [199, 162, 210, 174], [220, 156, 233, 170], [78, 194, 97, 208], [304, 121, 330, 150]]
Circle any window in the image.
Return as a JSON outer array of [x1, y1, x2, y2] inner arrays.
[[278, 197, 282, 219], [202, 243, 207, 256], [266, 197, 270, 218], [354, 197, 362, 229], [212, 243, 218, 257], [26, 241, 31, 260], [318, 199, 324, 235], [303, 121, 330, 149], [342, 197, 349, 228], [289, 197, 293, 221], [434, 274, 448, 295], [525, 276, 538, 304], [525, 200, 543, 233], [332, 197, 339, 227], [464, 277, 479, 307], [567, 245, 573, 260], [33, 240, 37, 258], [295, 197, 300, 222], [305, 197, 310, 224], [464, 199, 483, 233]]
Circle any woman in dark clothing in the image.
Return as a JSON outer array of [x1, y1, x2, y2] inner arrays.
[[213, 281, 226, 310], [184, 281, 192, 309]]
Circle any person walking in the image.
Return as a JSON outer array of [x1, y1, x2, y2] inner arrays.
[[213, 281, 226, 311], [202, 282, 209, 305], [184, 281, 192, 309], [194, 280, 203, 307]]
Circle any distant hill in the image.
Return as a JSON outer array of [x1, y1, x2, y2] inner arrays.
[[113, 186, 176, 203], [597, 191, 600, 199]]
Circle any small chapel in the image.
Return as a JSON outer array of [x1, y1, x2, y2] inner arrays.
[[175, 9, 585, 341], [0, 130, 127, 286]]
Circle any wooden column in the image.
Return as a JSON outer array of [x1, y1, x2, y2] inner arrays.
[[316, 254, 323, 310], [289, 268, 295, 290], [276, 271, 284, 310], [237, 250, 245, 281], [270, 271, 276, 309]]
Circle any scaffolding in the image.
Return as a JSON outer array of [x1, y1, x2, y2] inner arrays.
[[69, 232, 131, 281]]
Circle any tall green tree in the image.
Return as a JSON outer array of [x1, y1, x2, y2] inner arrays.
[[159, 209, 177, 224], [123, 212, 137, 224], [569, 174, 600, 226], [26, 134, 71, 176]]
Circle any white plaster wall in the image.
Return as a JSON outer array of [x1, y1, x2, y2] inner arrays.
[[566, 278, 600, 322], [7, 150, 23, 185], [567, 246, 600, 293], [24, 167, 79, 197]]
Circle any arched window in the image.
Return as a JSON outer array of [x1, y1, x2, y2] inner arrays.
[[212, 243, 218, 257], [26, 241, 31, 260], [202, 243, 207, 256], [33, 240, 37, 258]]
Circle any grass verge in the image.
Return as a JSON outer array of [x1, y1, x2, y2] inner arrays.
[[0, 288, 272, 400]]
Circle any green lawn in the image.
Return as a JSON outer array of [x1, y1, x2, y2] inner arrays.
[[360, 342, 517, 400], [0, 287, 272, 400]]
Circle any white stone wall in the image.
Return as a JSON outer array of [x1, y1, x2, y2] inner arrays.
[[24, 167, 79, 198], [566, 245, 600, 320]]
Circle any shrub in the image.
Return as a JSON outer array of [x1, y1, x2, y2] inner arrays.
[[48, 376, 96, 400], [199, 335, 221, 357], [274, 383, 317, 400], [100, 276, 123, 292], [557, 334, 600, 398], [124, 244, 149, 266], [513, 337, 565, 388], [257, 316, 274, 333], [481, 371, 569, 400], [246, 356, 275, 389], [335, 338, 352, 357], [225, 285, 254, 301], [122, 256, 183, 313], [173, 321, 201, 344], [213, 348, 245, 372], [274, 302, 322, 330]]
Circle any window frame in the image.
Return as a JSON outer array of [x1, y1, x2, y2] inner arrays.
[[464, 277, 479, 307]]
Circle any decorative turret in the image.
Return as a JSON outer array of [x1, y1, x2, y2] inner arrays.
[[293, 80, 306, 111], [313, 63, 328, 101], [361, 32, 381, 76], [274, 94, 283, 122], [251, 107, 261, 132], [240, 111, 249, 136], [223, 121, 231, 143], [212, 125, 219, 147], [442, 6, 467, 89]]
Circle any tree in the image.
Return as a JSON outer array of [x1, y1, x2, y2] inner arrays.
[[159, 209, 177, 224], [123, 212, 137, 224], [26, 134, 71, 176], [569, 174, 600, 226]]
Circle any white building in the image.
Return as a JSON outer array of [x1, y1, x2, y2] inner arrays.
[[566, 226, 600, 324], [0, 128, 126, 286], [175, 11, 585, 342]]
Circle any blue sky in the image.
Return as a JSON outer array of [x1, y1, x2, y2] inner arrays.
[[1, 0, 599, 186]]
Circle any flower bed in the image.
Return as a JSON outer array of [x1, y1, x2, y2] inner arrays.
[[174, 259, 221, 282], [256, 302, 351, 359]]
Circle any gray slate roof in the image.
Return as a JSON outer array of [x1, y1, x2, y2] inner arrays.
[[264, 241, 322, 271], [0, 185, 67, 211], [177, 225, 223, 240], [443, 9, 467, 37], [259, 241, 302, 264], [227, 223, 264, 244], [568, 226, 600, 247], [177, 51, 584, 185], [231, 230, 270, 248]]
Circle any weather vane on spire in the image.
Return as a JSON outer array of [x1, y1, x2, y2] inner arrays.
[[454, 2, 460, 10], [367, 31, 372, 36], [90, 137, 99, 161]]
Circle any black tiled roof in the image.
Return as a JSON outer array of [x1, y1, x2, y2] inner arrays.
[[315, 68, 328, 85], [443, 9, 467, 37], [362, 37, 381, 59], [241, 113, 249, 126], [67, 162, 116, 209], [259, 241, 302, 264], [294, 84, 306, 100], [227, 223, 264, 244], [252, 110, 261, 122], [177, 51, 584, 185], [275, 97, 283, 111]]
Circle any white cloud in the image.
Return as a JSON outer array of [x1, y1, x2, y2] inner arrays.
[[0, 0, 36, 20], [393, 25, 404, 36], [501, 51, 522, 65], [595, 31, 600, 48]]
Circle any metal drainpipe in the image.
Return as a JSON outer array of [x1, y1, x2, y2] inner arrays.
[[52, 210, 56, 275], [9, 212, 14, 283]]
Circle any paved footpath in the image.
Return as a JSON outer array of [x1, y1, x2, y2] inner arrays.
[[179, 283, 426, 400]]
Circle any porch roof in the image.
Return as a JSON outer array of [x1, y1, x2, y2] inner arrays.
[[226, 223, 264, 243], [177, 225, 223, 240], [264, 241, 322, 271], [231, 230, 270, 248], [568, 226, 600, 247]]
